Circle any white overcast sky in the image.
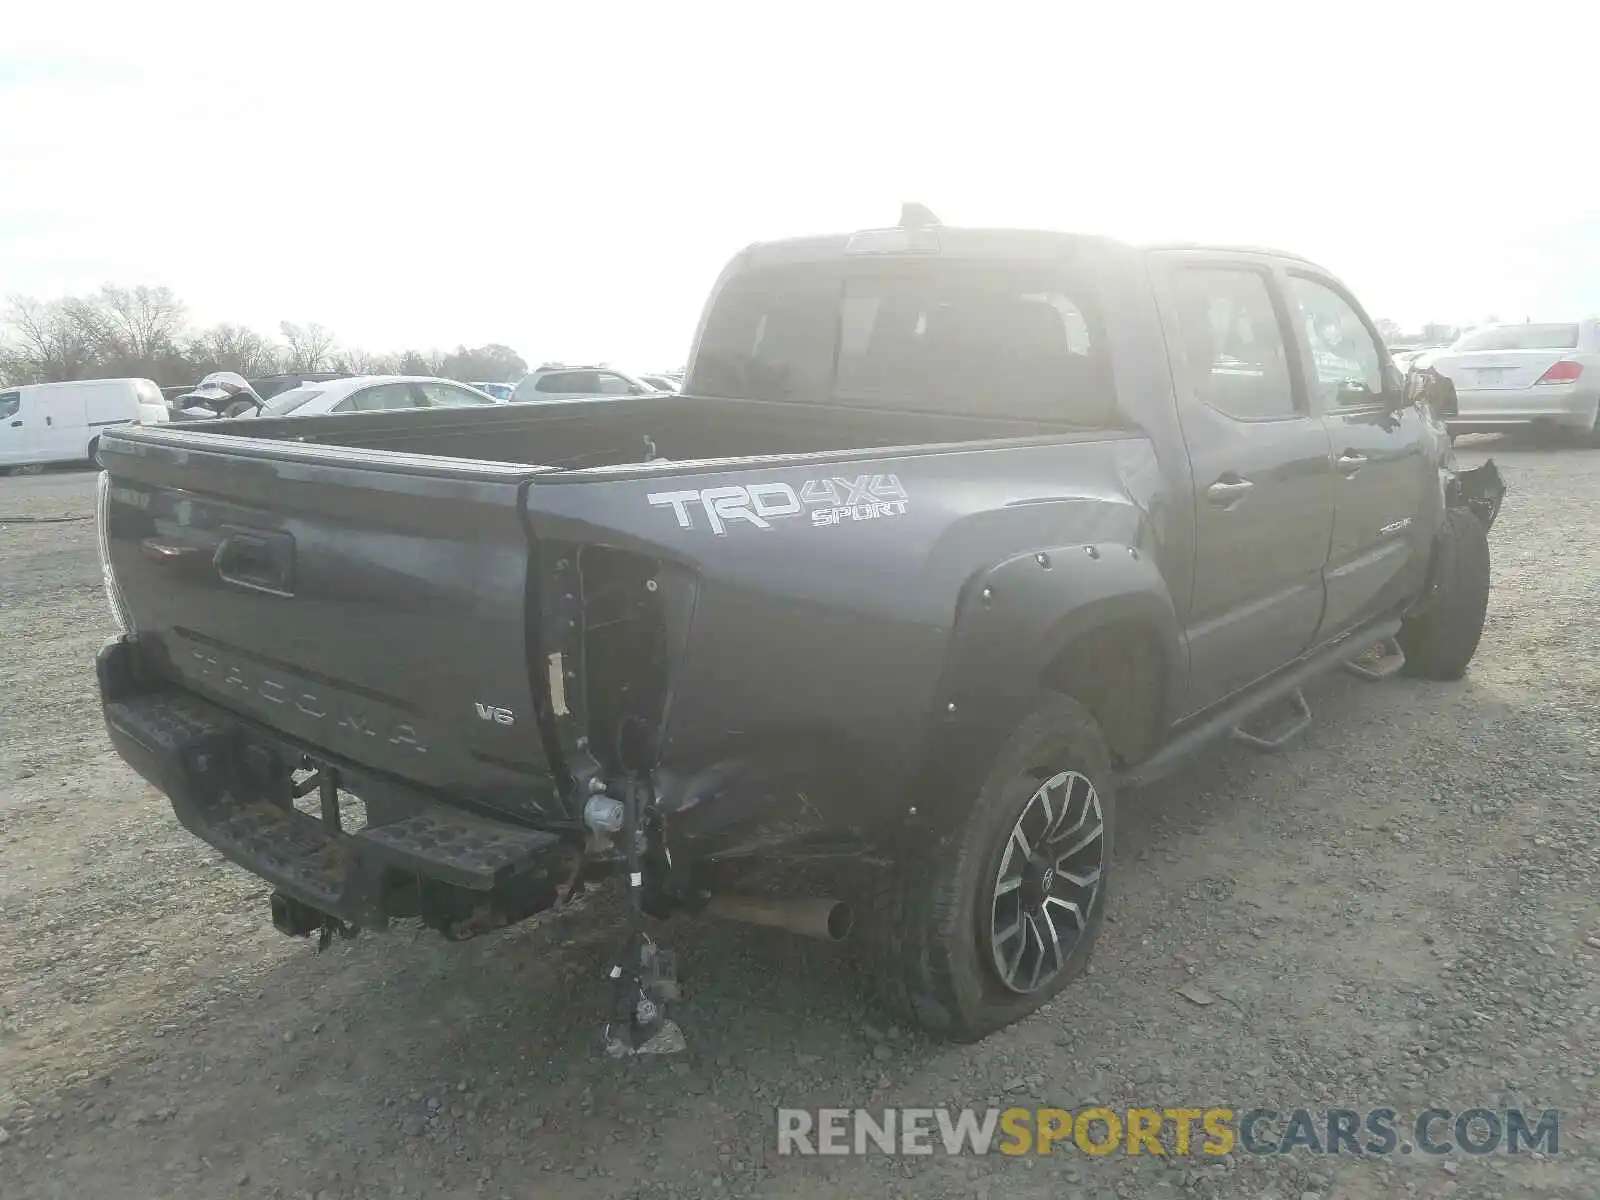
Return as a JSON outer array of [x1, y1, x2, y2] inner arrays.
[[4, 1, 1599, 370]]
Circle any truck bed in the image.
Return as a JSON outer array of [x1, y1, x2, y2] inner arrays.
[[97, 394, 1154, 849], [229, 392, 1090, 471]]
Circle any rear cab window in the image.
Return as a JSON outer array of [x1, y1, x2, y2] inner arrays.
[[687, 256, 1118, 425]]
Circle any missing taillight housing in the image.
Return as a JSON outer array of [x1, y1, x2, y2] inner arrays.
[[1535, 360, 1583, 385]]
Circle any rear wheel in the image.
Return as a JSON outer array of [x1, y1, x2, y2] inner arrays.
[[1398, 507, 1491, 680], [865, 695, 1114, 1041]]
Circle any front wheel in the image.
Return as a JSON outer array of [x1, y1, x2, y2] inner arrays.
[[865, 695, 1115, 1042], [1578, 402, 1600, 449], [1398, 507, 1491, 680]]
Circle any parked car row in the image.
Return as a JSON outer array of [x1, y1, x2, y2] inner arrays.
[[0, 361, 686, 471], [259, 376, 503, 417], [11, 309, 1592, 474]]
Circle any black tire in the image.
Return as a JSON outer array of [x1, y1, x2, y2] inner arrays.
[[1398, 507, 1491, 681], [864, 695, 1115, 1042], [1582, 404, 1600, 449]]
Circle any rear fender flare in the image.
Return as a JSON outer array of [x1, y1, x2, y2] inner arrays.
[[916, 543, 1182, 809]]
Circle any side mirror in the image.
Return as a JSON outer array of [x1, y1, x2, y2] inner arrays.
[[1337, 380, 1400, 411]]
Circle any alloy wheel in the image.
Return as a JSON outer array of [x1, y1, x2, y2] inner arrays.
[[987, 770, 1105, 994]]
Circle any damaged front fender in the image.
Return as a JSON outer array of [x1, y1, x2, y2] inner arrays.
[[1451, 459, 1505, 532]]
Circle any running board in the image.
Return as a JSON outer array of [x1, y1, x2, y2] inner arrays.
[[1117, 618, 1403, 790], [1342, 636, 1406, 681], [1231, 689, 1311, 752]]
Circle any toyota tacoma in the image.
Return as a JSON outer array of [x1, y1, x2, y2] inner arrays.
[[92, 207, 1504, 1049]]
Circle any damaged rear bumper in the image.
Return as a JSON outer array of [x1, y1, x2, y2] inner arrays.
[[97, 635, 571, 936]]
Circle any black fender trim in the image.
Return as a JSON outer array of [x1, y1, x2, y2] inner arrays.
[[910, 542, 1183, 817]]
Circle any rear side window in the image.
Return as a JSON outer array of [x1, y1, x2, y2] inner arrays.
[[262, 387, 323, 415], [417, 383, 494, 407], [1454, 323, 1579, 352], [1168, 267, 1297, 421], [0, 390, 18, 420], [689, 260, 1117, 423], [535, 371, 601, 393], [338, 383, 417, 412]]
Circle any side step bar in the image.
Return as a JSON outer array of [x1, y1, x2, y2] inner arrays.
[[1231, 689, 1312, 753], [1118, 618, 1402, 790], [1342, 636, 1407, 681]]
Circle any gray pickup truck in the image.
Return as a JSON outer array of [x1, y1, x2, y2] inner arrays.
[[93, 207, 1503, 1048]]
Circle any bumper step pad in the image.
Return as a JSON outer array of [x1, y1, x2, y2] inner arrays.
[[103, 684, 563, 926], [357, 809, 560, 890]]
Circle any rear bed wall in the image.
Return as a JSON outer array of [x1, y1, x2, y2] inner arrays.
[[221, 394, 1082, 470]]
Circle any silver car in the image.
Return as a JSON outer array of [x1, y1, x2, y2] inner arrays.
[[1429, 320, 1600, 444], [510, 365, 664, 403], [255, 376, 499, 418]]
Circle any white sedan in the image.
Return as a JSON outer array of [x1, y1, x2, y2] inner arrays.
[[254, 375, 499, 418], [1428, 320, 1600, 445]]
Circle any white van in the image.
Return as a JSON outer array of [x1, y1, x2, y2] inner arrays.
[[0, 378, 162, 471]]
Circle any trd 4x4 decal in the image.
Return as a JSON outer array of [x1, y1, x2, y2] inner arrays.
[[647, 474, 909, 536]]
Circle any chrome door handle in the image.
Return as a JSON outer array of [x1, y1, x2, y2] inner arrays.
[[1206, 477, 1256, 506], [1336, 452, 1368, 475]]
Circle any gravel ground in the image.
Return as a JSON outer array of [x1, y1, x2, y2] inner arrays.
[[0, 439, 1596, 1200]]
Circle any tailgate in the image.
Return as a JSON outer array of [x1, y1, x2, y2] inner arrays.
[[98, 428, 563, 818]]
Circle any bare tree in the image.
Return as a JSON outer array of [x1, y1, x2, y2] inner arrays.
[[97, 284, 186, 368], [279, 321, 337, 373], [0, 281, 531, 390], [0, 340, 32, 386], [4, 296, 103, 381], [329, 347, 384, 374], [396, 349, 445, 376], [188, 323, 281, 377]]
